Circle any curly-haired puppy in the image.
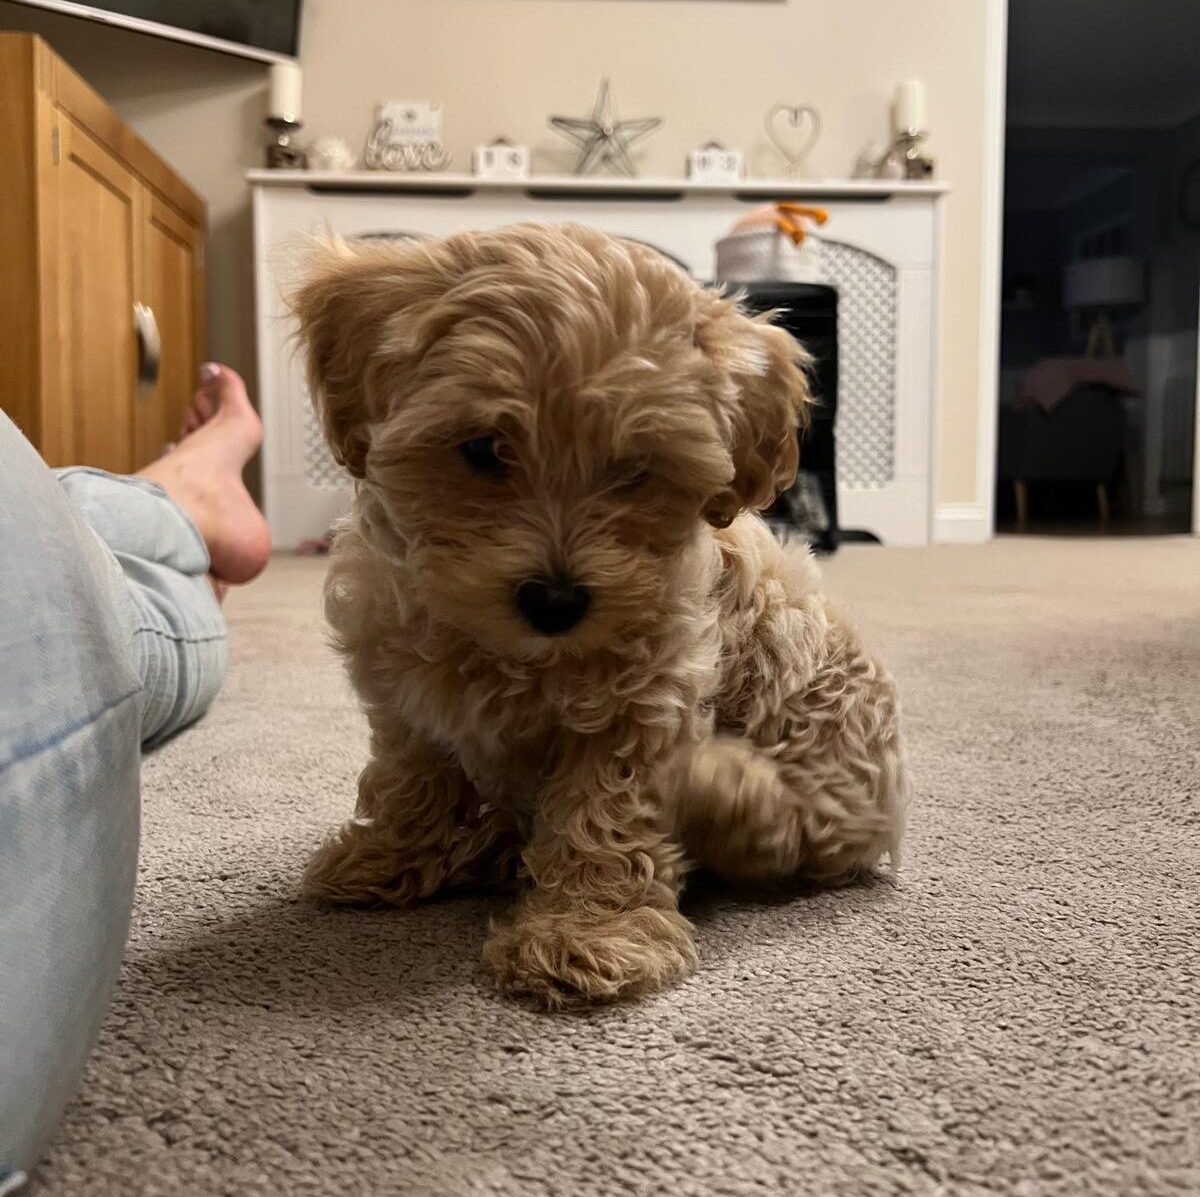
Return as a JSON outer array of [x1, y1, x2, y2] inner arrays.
[[293, 223, 908, 1007]]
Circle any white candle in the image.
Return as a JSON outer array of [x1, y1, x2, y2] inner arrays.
[[893, 79, 926, 134], [269, 61, 302, 123]]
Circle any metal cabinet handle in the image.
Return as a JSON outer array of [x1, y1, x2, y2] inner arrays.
[[133, 302, 161, 391]]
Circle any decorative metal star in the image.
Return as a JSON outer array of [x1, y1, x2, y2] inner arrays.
[[549, 79, 662, 177]]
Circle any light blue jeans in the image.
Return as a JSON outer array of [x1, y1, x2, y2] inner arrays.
[[0, 411, 227, 1188]]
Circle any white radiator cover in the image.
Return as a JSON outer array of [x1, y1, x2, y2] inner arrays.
[[250, 172, 948, 548]]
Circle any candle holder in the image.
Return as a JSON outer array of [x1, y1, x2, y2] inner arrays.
[[265, 117, 307, 169], [872, 129, 933, 180], [893, 128, 933, 180]]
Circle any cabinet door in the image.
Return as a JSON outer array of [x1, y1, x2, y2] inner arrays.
[[51, 117, 139, 473], [136, 193, 205, 464]]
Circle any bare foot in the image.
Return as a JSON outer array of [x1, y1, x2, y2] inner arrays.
[[180, 362, 221, 437], [137, 364, 270, 586]]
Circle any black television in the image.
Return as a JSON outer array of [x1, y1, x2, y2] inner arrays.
[[8, 0, 301, 62]]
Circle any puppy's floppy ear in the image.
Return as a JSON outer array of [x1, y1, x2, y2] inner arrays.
[[289, 237, 450, 478], [694, 293, 812, 528]]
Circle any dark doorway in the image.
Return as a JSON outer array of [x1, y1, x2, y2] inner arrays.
[[997, 0, 1199, 535]]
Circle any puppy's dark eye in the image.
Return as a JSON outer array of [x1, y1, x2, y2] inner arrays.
[[615, 465, 653, 492], [459, 436, 506, 476]]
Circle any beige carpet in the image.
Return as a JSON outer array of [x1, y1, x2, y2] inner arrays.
[[38, 538, 1200, 1196]]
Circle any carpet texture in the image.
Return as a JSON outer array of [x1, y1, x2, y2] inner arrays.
[[37, 538, 1200, 1196]]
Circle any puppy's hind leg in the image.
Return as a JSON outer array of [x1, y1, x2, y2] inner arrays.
[[667, 733, 905, 886], [666, 737, 800, 884], [304, 736, 519, 906]]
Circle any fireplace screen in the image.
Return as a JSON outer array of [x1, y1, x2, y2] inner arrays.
[[820, 240, 898, 488]]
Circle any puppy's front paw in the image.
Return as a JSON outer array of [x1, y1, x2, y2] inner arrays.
[[302, 819, 428, 907], [483, 906, 697, 1008]]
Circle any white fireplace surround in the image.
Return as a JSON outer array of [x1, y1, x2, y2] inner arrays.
[[249, 171, 949, 548]]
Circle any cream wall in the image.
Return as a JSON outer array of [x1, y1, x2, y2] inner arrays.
[[0, 0, 994, 509]]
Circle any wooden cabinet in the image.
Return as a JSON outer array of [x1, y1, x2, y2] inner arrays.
[[137, 193, 205, 466], [0, 33, 205, 473], [54, 117, 141, 471]]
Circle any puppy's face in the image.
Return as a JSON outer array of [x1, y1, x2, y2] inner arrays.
[[294, 224, 809, 659]]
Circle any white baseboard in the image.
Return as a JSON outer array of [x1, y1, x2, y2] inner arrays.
[[933, 503, 992, 544]]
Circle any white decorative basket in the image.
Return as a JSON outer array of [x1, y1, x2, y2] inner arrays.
[[715, 228, 826, 283], [715, 202, 830, 284]]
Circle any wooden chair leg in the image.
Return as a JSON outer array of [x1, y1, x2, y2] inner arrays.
[[1014, 479, 1029, 529], [1096, 481, 1111, 524]]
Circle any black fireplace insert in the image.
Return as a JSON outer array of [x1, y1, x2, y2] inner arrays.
[[736, 282, 840, 553]]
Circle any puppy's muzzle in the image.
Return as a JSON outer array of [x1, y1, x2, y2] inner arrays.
[[516, 576, 591, 635]]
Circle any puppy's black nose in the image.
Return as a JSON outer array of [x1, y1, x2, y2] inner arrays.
[[516, 577, 591, 635]]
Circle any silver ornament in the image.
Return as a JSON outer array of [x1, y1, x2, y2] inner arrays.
[[549, 79, 661, 177]]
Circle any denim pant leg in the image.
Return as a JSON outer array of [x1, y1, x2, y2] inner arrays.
[[0, 411, 228, 1185], [54, 469, 228, 748], [0, 414, 143, 1185]]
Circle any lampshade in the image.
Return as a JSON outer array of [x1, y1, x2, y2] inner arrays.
[[1063, 256, 1144, 309]]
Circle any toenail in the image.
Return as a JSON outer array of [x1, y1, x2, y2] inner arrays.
[[199, 362, 220, 382]]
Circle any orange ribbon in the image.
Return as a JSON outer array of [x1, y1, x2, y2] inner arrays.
[[771, 203, 829, 246]]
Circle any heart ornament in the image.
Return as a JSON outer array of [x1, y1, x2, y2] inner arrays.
[[764, 103, 821, 178]]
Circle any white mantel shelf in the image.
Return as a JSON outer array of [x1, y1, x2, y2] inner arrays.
[[252, 171, 948, 549], [246, 169, 950, 200]]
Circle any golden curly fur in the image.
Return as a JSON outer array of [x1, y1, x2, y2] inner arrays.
[[292, 223, 908, 1007]]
